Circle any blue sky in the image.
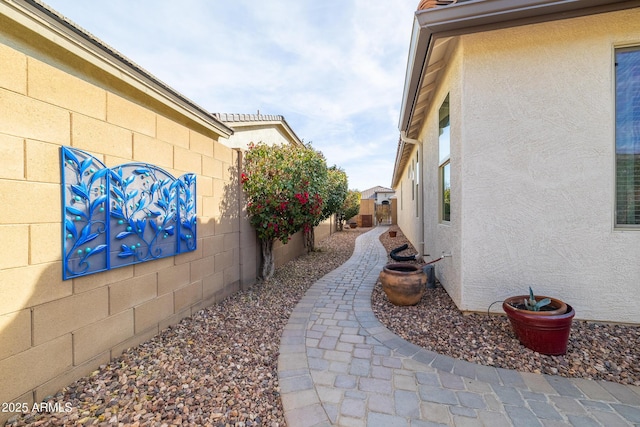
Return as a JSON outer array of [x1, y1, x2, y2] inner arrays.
[[43, 0, 418, 191]]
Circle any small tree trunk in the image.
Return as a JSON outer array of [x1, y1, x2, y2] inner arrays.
[[304, 227, 315, 252], [260, 238, 275, 280]]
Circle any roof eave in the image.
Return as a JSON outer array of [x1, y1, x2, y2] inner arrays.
[[397, 15, 431, 138], [391, 138, 404, 189], [393, 0, 640, 186], [213, 114, 303, 145], [271, 117, 304, 146], [401, 0, 640, 136]]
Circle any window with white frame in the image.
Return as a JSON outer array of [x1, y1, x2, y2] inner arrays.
[[616, 47, 640, 227], [411, 159, 415, 201], [415, 150, 420, 217], [439, 95, 451, 222]]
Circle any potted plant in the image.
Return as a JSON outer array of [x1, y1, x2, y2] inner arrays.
[[502, 287, 575, 355]]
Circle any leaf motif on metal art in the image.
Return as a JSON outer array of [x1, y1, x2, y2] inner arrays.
[[61, 146, 197, 280]]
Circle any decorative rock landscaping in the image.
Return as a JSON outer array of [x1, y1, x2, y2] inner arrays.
[[5, 229, 365, 427], [6, 225, 640, 427], [373, 226, 640, 386]]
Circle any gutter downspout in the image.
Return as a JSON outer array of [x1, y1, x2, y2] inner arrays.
[[400, 131, 420, 146]]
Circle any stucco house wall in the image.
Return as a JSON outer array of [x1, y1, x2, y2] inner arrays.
[[376, 192, 393, 204], [396, 44, 464, 302], [395, 150, 423, 255], [225, 126, 287, 147], [214, 113, 303, 151], [459, 10, 640, 323], [399, 6, 640, 324]]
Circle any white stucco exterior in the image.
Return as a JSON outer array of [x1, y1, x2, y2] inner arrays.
[[395, 8, 640, 324], [395, 151, 424, 257], [375, 192, 394, 205], [214, 114, 302, 150], [222, 124, 297, 149]]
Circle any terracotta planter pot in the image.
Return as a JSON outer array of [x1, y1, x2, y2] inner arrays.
[[379, 263, 426, 306], [504, 295, 567, 316], [503, 296, 574, 355], [389, 231, 397, 237]]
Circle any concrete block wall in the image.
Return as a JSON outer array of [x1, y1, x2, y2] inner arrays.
[[0, 5, 337, 420], [314, 216, 335, 242], [391, 199, 398, 225], [273, 217, 335, 268], [356, 199, 375, 227], [0, 39, 244, 419]]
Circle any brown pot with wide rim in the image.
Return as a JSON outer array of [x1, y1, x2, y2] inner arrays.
[[504, 295, 567, 316], [379, 263, 426, 306]]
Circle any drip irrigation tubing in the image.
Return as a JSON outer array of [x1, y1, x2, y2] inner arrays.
[[389, 244, 416, 261], [389, 244, 444, 265]]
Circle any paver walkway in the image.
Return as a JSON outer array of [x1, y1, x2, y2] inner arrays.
[[277, 226, 640, 426]]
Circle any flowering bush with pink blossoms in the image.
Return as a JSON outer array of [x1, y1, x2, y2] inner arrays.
[[242, 142, 328, 279]]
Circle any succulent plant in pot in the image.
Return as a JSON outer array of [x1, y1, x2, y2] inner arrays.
[[503, 287, 574, 355], [518, 287, 568, 315], [525, 288, 550, 310]]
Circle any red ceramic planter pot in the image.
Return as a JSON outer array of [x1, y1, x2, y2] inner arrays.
[[503, 297, 575, 355], [379, 263, 426, 306]]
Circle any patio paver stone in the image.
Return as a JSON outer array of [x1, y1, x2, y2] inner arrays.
[[277, 226, 640, 426]]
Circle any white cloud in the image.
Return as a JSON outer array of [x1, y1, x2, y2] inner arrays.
[[43, 0, 418, 190]]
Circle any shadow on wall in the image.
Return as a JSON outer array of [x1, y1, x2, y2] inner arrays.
[[0, 213, 229, 424], [0, 161, 249, 423], [0, 258, 132, 420], [0, 151, 336, 423], [219, 150, 257, 290]]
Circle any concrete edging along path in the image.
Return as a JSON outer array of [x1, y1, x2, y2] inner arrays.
[[277, 226, 640, 426]]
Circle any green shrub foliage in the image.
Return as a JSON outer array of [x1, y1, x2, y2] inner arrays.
[[242, 142, 328, 279]]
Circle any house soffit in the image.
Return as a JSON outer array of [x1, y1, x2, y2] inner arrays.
[[393, 0, 640, 187], [406, 36, 454, 141], [402, 0, 640, 141], [392, 33, 454, 188]]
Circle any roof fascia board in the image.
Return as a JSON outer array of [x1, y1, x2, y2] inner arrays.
[[398, 0, 640, 133], [5, 0, 233, 137], [391, 138, 413, 188], [224, 119, 303, 146], [391, 139, 402, 188], [398, 17, 430, 133], [415, 0, 640, 35], [278, 119, 304, 146]]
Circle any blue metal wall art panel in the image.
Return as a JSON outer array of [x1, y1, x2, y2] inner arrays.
[[61, 146, 197, 280]]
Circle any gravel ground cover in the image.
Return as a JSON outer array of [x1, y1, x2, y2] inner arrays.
[[6, 228, 366, 427], [372, 226, 640, 386]]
